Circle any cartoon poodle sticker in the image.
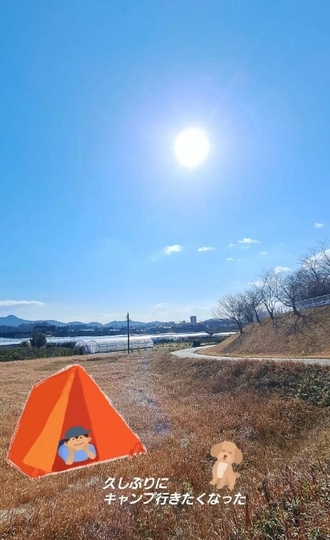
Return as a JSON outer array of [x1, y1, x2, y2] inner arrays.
[[210, 441, 243, 491]]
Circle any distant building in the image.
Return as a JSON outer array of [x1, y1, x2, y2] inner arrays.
[[190, 316, 197, 325]]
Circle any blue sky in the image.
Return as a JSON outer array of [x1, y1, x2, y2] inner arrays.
[[1, 1, 329, 323]]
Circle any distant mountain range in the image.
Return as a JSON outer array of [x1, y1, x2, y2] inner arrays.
[[0, 315, 62, 328], [0, 315, 228, 329], [0, 315, 169, 329]]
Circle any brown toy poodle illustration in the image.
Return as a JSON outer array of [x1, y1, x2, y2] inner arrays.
[[210, 441, 243, 491]]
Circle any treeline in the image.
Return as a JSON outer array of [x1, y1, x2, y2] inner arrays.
[[215, 240, 330, 334], [0, 329, 85, 362], [0, 322, 236, 339], [0, 344, 84, 362], [0, 325, 120, 339]]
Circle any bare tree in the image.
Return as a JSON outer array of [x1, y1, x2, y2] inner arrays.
[[240, 293, 255, 324], [259, 270, 279, 324], [245, 286, 263, 323], [316, 241, 330, 289], [300, 241, 330, 298], [276, 270, 305, 317], [203, 325, 214, 337], [213, 294, 247, 334]]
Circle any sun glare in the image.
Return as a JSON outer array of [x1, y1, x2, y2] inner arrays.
[[174, 128, 210, 168]]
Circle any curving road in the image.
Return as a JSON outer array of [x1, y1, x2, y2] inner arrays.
[[171, 346, 330, 365]]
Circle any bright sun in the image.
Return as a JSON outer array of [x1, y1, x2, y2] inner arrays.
[[174, 128, 210, 168]]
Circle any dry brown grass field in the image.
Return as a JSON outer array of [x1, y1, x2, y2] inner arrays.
[[202, 305, 330, 359], [1, 351, 330, 540]]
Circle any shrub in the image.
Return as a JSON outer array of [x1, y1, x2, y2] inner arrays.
[[30, 330, 47, 348]]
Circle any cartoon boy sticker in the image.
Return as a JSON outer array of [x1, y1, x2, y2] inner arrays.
[[58, 426, 97, 465]]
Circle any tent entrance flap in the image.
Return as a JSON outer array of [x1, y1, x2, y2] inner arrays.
[[22, 370, 75, 472], [52, 369, 97, 473], [59, 366, 93, 438]]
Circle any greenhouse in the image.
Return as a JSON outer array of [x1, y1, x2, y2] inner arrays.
[[75, 337, 154, 354]]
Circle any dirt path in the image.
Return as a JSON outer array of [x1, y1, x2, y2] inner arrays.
[[171, 346, 330, 365]]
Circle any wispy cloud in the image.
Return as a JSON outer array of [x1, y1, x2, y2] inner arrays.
[[249, 280, 263, 287], [274, 266, 290, 274], [227, 257, 234, 261], [161, 244, 183, 255], [238, 238, 260, 244], [0, 300, 45, 307], [259, 251, 268, 255], [198, 246, 215, 252], [314, 222, 324, 228], [228, 243, 235, 248]]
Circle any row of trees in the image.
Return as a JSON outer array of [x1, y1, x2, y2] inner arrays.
[[214, 241, 330, 334]]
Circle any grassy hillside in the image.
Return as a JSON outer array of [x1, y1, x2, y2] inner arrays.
[[201, 305, 330, 358], [1, 351, 330, 539]]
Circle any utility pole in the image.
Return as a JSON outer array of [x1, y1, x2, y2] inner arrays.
[[127, 312, 130, 354]]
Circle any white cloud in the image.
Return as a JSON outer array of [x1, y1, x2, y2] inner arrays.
[[274, 266, 290, 274], [259, 251, 268, 255], [198, 246, 215, 252], [238, 238, 260, 244], [304, 248, 330, 266], [314, 222, 324, 228], [228, 243, 235, 248], [0, 300, 45, 307], [227, 257, 234, 261], [249, 280, 263, 287], [153, 302, 168, 309], [162, 244, 183, 255]]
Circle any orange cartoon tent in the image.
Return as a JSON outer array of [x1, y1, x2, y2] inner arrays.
[[7, 364, 146, 479]]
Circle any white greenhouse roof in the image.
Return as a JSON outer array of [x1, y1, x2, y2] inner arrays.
[[75, 337, 153, 353]]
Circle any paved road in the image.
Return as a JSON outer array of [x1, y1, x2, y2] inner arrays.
[[171, 346, 330, 365]]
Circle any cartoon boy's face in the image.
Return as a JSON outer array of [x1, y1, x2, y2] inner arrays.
[[64, 434, 91, 450]]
